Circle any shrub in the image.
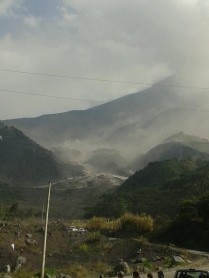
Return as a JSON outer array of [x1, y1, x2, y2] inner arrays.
[[118, 212, 154, 233], [86, 216, 120, 231], [86, 216, 106, 231], [79, 243, 88, 252]]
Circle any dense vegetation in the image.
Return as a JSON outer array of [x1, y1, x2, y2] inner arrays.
[[86, 159, 208, 217], [86, 212, 153, 237], [86, 159, 209, 249], [158, 192, 209, 249], [0, 123, 83, 185]]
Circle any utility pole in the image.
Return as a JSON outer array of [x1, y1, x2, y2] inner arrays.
[[41, 181, 51, 278]]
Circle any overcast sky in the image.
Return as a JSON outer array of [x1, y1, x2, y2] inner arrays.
[[0, 0, 209, 120]]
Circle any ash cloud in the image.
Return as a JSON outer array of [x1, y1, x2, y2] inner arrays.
[[0, 1, 209, 119]]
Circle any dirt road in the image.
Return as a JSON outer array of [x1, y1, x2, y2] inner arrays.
[[140, 265, 209, 278], [124, 252, 209, 278]]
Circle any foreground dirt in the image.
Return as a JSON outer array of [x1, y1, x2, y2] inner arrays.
[[0, 219, 208, 276]]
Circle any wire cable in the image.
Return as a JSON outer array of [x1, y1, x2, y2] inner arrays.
[[2, 87, 209, 113], [0, 88, 104, 103], [1, 68, 209, 90], [0, 68, 150, 85]]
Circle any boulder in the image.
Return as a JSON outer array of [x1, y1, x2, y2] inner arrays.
[[26, 233, 33, 238], [14, 256, 26, 271], [173, 256, 185, 263], [114, 259, 130, 275]]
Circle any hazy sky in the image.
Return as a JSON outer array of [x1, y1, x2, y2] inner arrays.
[[0, 0, 209, 120]]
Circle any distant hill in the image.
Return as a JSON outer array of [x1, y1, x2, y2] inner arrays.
[[87, 159, 209, 218], [4, 76, 181, 150], [129, 132, 209, 170], [163, 132, 209, 151], [0, 122, 83, 185], [4, 76, 209, 174], [120, 159, 197, 191]]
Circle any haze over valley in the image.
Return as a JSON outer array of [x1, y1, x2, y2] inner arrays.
[[1, 0, 209, 181], [4, 75, 209, 176], [1, 74, 209, 220]]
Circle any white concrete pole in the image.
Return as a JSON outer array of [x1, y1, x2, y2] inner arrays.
[[41, 181, 51, 278]]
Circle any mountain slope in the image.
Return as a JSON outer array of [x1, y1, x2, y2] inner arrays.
[[120, 159, 197, 191], [130, 132, 209, 170], [4, 76, 179, 148], [3, 76, 209, 170], [0, 122, 83, 184]]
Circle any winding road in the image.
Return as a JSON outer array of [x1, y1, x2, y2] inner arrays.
[[123, 250, 209, 278]]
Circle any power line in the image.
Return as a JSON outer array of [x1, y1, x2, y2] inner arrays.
[[1, 68, 209, 113], [0, 68, 149, 85], [0, 88, 103, 103], [1, 68, 209, 90], [2, 87, 209, 113]]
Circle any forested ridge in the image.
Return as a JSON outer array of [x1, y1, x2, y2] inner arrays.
[[0, 122, 83, 185], [87, 159, 209, 249]]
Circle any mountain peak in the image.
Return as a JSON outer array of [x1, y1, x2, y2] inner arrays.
[[163, 132, 209, 144]]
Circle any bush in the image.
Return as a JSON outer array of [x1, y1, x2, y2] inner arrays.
[[79, 243, 88, 252], [119, 212, 154, 233], [86, 216, 120, 231], [86, 216, 106, 231]]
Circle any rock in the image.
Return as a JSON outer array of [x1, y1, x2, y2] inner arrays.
[[0, 265, 11, 274], [26, 238, 33, 244], [14, 256, 26, 271], [6, 265, 10, 273], [151, 256, 161, 262], [26, 233, 33, 238], [32, 240, 38, 245], [26, 238, 37, 245], [134, 257, 146, 263], [56, 273, 71, 278], [173, 255, 185, 263], [114, 259, 130, 275], [16, 256, 26, 265], [43, 274, 71, 278], [44, 274, 52, 278], [108, 237, 118, 241]]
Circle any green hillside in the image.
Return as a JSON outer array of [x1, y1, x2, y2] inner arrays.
[[122, 159, 197, 190], [86, 159, 209, 218], [0, 123, 83, 185]]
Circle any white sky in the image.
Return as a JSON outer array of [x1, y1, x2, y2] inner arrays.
[[0, 0, 209, 120]]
